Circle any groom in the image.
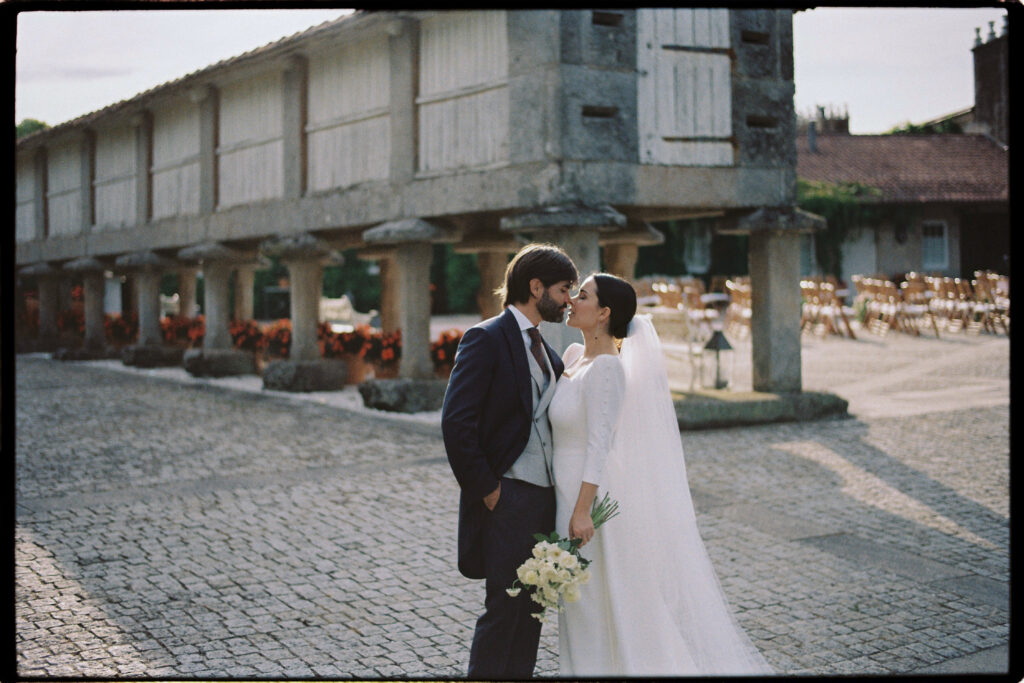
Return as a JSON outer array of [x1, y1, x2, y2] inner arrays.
[[442, 243, 578, 677]]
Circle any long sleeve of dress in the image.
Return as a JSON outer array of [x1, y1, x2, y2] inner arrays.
[[581, 355, 627, 487]]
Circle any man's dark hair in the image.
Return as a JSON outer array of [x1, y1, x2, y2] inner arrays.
[[495, 243, 578, 308]]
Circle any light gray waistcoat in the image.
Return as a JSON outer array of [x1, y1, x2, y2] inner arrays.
[[503, 342, 556, 487]]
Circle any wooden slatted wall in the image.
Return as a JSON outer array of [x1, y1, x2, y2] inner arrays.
[[418, 11, 509, 173]]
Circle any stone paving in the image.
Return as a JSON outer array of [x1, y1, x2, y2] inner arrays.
[[14, 328, 1010, 678]]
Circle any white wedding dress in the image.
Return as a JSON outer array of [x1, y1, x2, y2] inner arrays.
[[548, 316, 773, 676]]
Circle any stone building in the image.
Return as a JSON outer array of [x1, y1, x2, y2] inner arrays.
[[16, 9, 813, 392]]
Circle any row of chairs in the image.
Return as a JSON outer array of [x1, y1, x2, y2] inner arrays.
[[851, 271, 1010, 338], [800, 276, 857, 339]]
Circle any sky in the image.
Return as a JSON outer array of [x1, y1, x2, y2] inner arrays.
[[14, 7, 1011, 135]]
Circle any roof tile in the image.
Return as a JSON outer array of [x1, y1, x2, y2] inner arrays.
[[797, 133, 1008, 203]]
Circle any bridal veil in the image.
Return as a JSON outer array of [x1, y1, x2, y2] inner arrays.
[[592, 313, 773, 675]]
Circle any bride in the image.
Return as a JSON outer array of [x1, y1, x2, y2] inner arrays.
[[548, 273, 773, 676]]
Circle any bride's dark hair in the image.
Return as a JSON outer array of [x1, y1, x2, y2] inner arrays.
[[592, 273, 637, 339]]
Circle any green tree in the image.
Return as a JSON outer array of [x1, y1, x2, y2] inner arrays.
[[16, 119, 48, 138], [797, 179, 915, 277], [885, 119, 963, 135]]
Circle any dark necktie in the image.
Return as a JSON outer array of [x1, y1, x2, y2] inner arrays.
[[526, 327, 551, 382]]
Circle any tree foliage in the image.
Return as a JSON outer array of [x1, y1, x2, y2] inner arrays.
[[885, 119, 963, 135], [16, 119, 48, 138], [797, 179, 915, 278]]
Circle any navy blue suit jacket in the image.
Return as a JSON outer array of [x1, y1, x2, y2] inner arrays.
[[441, 308, 564, 579]]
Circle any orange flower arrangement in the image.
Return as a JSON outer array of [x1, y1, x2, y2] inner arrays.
[[430, 328, 463, 370], [264, 319, 292, 358], [105, 312, 139, 346], [230, 319, 266, 353]]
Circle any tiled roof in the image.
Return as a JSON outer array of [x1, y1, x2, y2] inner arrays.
[[16, 10, 367, 147], [796, 132, 1008, 204]]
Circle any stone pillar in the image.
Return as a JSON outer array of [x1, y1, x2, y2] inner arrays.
[[733, 207, 824, 394], [378, 256, 400, 334], [453, 231, 520, 320], [21, 264, 60, 348], [65, 257, 109, 352], [363, 219, 461, 380], [357, 247, 400, 334], [201, 262, 233, 350], [394, 243, 434, 379], [135, 269, 163, 346], [476, 251, 511, 319], [282, 257, 324, 362], [114, 251, 176, 347], [81, 271, 106, 351], [178, 243, 255, 350], [57, 277, 75, 313], [500, 204, 626, 355], [122, 275, 138, 317], [178, 242, 259, 376], [38, 277, 60, 344], [177, 268, 198, 318], [233, 264, 257, 321], [603, 244, 638, 280], [261, 234, 331, 362], [600, 221, 665, 280]]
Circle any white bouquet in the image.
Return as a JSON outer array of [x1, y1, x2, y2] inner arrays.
[[506, 492, 620, 622]]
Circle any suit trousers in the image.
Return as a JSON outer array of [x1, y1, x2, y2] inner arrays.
[[468, 476, 556, 677]]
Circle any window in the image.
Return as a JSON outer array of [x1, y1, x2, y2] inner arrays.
[[921, 221, 948, 270]]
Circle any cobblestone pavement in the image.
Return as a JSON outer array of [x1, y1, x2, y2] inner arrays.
[[15, 331, 1009, 678]]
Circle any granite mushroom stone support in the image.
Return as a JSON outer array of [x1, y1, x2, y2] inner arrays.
[[258, 234, 349, 393], [20, 262, 60, 351], [260, 233, 333, 362], [500, 203, 626, 354], [600, 220, 666, 280], [114, 250, 177, 347], [64, 257, 110, 353], [178, 242, 257, 377], [453, 233, 521, 320], [727, 207, 826, 394], [113, 251, 185, 368], [363, 218, 461, 382], [177, 242, 253, 350]]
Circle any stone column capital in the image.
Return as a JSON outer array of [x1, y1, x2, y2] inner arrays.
[[260, 233, 333, 263], [63, 256, 111, 274], [499, 203, 627, 235], [719, 206, 826, 235], [114, 250, 177, 273], [177, 242, 255, 266], [18, 262, 61, 280], [362, 218, 460, 246]]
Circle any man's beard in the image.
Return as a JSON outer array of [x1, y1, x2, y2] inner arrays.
[[537, 289, 567, 323]]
